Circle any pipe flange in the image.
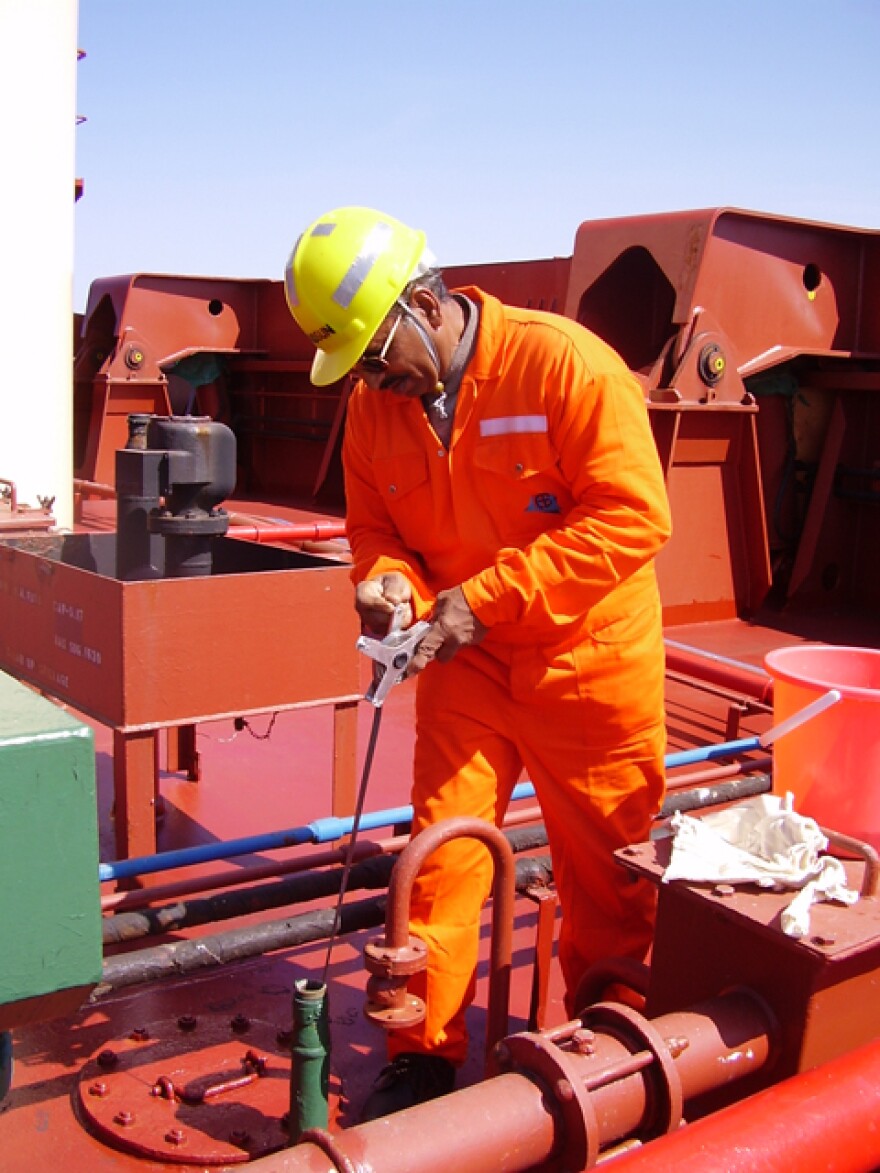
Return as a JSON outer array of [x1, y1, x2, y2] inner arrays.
[[364, 934, 428, 978], [148, 509, 230, 537], [494, 1032, 600, 1170], [579, 1001, 684, 1140], [363, 991, 426, 1031]]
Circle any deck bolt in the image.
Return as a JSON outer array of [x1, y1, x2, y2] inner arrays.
[[129, 1027, 150, 1042], [571, 1028, 596, 1055], [165, 1128, 186, 1146], [230, 1014, 251, 1034], [88, 1081, 109, 1097], [713, 884, 736, 897], [97, 1049, 118, 1069], [555, 1079, 574, 1102], [177, 1015, 197, 1032], [114, 1110, 135, 1127]]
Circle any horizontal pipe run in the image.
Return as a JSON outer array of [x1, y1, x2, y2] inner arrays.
[[100, 805, 546, 914], [608, 1037, 880, 1173], [96, 851, 555, 997], [99, 784, 539, 882], [661, 773, 771, 816], [100, 777, 773, 948], [102, 827, 550, 947], [228, 522, 347, 544], [101, 734, 773, 883], [100, 839, 393, 915], [244, 990, 775, 1173], [664, 639, 774, 705], [665, 755, 772, 790]]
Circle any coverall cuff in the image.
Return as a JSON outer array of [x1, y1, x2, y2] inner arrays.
[[460, 573, 513, 628]]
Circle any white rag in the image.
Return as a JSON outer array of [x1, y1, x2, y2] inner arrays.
[[662, 793, 859, 937]]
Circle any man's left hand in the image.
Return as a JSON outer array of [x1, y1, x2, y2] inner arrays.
[[408, 586, 487, 674]]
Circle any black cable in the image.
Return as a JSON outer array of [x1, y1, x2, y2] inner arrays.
[[320, 704, 383, 984]]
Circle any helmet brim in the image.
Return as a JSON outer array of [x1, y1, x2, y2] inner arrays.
[[309, 338, 368, 387]]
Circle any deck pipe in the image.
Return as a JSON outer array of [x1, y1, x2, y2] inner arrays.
[[98, 786, 539, 882], [664, 638, 775, 705], [228, 521, 347, 544], [243, 989, 776, 1173], [100, 732, 775, 883], [96, 846, 555, 997], [606, 1037, 880, 1173], [99, 778, 771, 944], [97, 768, 768, 915], [289, 979, 330, 1144]]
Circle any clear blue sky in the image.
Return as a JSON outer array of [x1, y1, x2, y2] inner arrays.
[[74, 0, 880, 311]]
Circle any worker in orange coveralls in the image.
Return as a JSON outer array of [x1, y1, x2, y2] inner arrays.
[[284, 207, 672, 1120]]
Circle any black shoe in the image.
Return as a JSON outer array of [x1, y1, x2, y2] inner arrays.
[[359, 1052, 456, 1122]]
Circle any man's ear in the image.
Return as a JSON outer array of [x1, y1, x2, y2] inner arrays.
[[409, 286, 443, 329]]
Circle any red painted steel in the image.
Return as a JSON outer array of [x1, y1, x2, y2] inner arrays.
[[76, 1016, 311, 1164], [0, 534, 361, 858], [228, 522, 347, 544], [607, 1037, 880, 1173], [245, 990, 774, 1173]]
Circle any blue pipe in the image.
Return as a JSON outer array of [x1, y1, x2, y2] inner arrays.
[[99, 731, 765, 883], [99, 783, 539, 880]]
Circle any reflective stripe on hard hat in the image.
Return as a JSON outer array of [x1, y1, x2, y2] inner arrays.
[[332, 222, 393, 309]]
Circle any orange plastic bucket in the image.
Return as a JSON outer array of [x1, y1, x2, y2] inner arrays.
[[764, 644, 880, 849]]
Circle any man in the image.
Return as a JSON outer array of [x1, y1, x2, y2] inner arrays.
[[284, 207, 672, 1120]]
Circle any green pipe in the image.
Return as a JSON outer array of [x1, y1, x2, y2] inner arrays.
[[289, 978, 330, 1143]]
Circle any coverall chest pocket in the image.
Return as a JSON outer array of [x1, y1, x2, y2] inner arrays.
[[374, 451, 431, 541], [472, 432, 567, 538]]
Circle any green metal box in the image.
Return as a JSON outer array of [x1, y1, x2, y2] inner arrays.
[[0, 671, 101, 1028]]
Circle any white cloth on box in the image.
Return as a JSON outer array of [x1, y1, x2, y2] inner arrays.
[[662, 793, 859, 937]]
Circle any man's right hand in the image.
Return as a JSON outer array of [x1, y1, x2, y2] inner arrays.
[[355, 573, 414, 635]]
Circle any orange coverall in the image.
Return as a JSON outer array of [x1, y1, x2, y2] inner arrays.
[[343, 287, 672, 1063]]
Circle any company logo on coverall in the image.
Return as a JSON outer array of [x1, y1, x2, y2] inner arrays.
[[526, 493, 561, 513]]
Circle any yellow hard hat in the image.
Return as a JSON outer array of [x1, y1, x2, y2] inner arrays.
[[284, 207, 428, 386]]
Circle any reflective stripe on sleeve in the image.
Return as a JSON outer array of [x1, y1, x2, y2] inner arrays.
[[479, 415, 549, 437]]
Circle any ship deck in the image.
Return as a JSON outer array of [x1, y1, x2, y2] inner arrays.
[[2, 493, 876, 1170]]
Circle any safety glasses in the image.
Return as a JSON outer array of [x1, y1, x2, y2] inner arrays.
[[354, 310, 405, 376]]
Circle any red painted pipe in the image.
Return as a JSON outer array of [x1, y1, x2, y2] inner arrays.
[[664, 641, 774, 705], [608, 1037, 880, 1173], [228, 522, 347, 544], [665, 755, 772, 790], [245, 990, 775, 1173]]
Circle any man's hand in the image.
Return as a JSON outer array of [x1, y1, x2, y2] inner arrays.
[[409, 586, 487, 674], [355, 572, 414, 635]]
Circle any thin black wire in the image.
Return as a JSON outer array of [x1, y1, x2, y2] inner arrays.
[[320, 704, 384, 985]]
